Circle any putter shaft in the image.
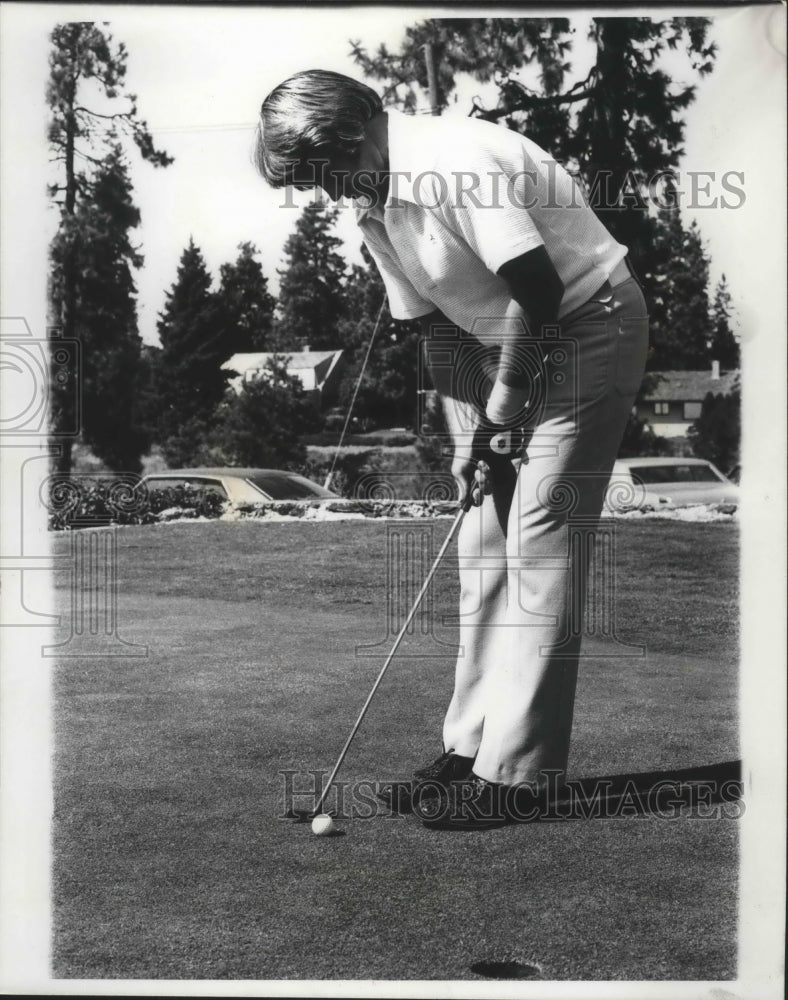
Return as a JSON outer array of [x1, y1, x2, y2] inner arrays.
[[313, 497, 472, 816]]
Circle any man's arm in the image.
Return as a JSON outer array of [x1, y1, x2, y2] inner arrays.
[[418, 310, 478, 436], [419, 310, 493, 507], [486, 246, 564, 425]]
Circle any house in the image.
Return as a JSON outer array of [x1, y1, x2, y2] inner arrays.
[[222, 345, 345, 407], [636, 361, 740, 439]]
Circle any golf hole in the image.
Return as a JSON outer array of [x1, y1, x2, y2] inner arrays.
[[470, 959, 541, 980]]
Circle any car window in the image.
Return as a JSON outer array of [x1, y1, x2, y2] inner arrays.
[[632, 464, 721, 485], [689, 465, 723, 482], [146, 477, 229, 499], [146, 477, 190, 491], [247, 474, 331, 499], [630, 466, 676, 484], [184, 478, 230, 498]]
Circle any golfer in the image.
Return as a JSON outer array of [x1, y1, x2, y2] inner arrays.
[[255, 70, 649, 828]]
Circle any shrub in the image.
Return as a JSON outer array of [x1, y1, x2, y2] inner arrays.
[[618, 412, 672, 458], [302, 431, 416, 448], [300, 448, 383, 498], [47, 478, 225, 530], [210, 362, 321, 470]]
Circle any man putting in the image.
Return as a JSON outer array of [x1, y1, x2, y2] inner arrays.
[[254, 69, 649, 829]]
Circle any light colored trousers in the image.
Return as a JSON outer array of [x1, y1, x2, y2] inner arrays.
[[442, 275, 649, 786]]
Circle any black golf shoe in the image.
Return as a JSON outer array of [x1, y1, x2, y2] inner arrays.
[[375, 750, 475, 814], [417, 774, 509, 829], [413, 749, 475, 786], [420, 772, 572, 828]]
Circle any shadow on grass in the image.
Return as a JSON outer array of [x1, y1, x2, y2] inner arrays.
[[551, 758, 743, 820], [384, 759, 744, 827]]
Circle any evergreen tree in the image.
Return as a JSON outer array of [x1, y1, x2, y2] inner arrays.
[[647, 216, 713, 370], [135, 342, 163, 451], [688, 388, 741, 471], [49, 148, 149, 472], [335, 245, 422, 429], [709, 276, 740, 370], [47, 21, 172, 473], [351, 16, 721, 373], [217, 242, 276, 353], [155, 240, 232, 466], [274, 202, 347, 351], [351, 16, 715, 275]]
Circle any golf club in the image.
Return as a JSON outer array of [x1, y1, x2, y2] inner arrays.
[[311, 489, 474, 820]]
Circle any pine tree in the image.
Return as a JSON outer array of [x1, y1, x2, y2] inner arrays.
[[217, 242, 276, 353], [647, 216, 713, 370], [49, 148, 149, 472], [351, 16, 715, 270], [47, 21, 172, 473], [709, 276, 740, 370], [351, 16, 719, 369], [155, 240, 231, 466], [274, 202, 347, 351], [335, 245, 422, 429]]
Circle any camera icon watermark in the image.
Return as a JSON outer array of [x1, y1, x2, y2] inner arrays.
[[0, 317, 80, 437], [418, 319, 580, 448], [1, 318, 144, 656]]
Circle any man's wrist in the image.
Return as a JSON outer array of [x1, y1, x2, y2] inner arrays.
[[485, 378, 528, 426]]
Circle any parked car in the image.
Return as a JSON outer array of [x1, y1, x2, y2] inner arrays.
[[141, 468, 340, 504], [606, 457, 739, 511]]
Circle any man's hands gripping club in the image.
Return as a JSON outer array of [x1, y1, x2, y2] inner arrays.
[[452, 418, 522, 510], [422, 248, 563, 509]]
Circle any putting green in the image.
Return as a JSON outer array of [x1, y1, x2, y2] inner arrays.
[[51, 519, 738, 980]]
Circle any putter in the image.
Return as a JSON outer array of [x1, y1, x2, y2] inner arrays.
[[311, 489, 475, 819]]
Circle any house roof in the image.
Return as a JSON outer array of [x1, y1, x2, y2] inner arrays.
[[643, 370, 740, 402], [222, 350, 340, 373]]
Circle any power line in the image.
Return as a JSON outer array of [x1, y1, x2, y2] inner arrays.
[[52, 107, 442, 139]]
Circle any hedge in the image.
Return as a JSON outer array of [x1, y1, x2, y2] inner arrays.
[[45, 477, 462, 530]]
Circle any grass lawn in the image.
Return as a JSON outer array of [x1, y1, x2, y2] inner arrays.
[[51, 518, 739, 981]]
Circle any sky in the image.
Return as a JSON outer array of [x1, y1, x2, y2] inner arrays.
[[0, 3, 785, 350]]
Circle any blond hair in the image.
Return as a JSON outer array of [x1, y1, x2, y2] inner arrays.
[[254, 69, 383, 188]]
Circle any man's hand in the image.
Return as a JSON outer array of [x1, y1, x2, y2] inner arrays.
[[451, 419, 514, 508], [452, 453, 491, 509]]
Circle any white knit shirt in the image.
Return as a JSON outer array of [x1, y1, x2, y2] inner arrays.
[[355, 109, 627, 341]]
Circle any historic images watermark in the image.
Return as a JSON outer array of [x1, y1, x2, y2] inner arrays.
[[279, 162, 746, 212], [278, 768, 744, 822]]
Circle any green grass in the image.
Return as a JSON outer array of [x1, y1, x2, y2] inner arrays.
[[51, 519, 739, 980]]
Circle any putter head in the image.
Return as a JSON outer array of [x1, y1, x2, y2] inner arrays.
[[283, 807, 315, 824]]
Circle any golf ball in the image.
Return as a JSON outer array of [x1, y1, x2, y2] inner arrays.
[[311, 814, 336, 836]]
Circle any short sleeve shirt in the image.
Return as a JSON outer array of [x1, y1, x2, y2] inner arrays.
[[355, 110, 628, 341]]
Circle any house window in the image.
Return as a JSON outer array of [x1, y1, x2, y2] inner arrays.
[[654, 402, 670, 416], [683, 402, 702, 420]]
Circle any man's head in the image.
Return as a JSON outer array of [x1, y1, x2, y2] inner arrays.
[[255, 69, 385, 200]]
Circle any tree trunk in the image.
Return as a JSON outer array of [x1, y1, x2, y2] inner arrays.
[[589, 18, 649, 269], [423, 42, 440, 115], [51, 83, 79, 476]]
